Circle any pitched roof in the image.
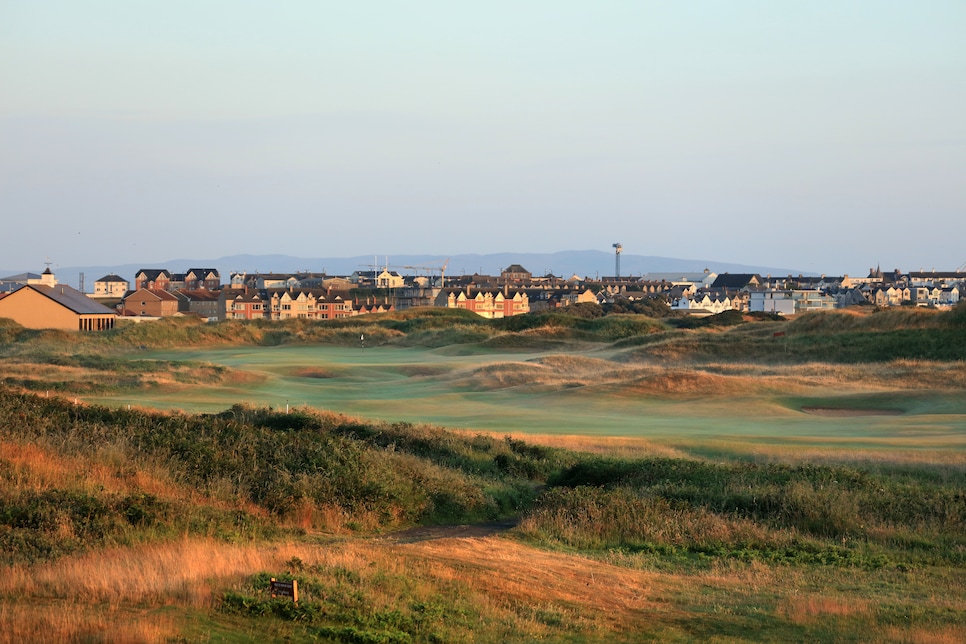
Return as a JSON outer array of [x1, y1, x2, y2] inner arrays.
[[127, 288, 179, 301], [711, 273, 761, 289], [1, 272, 43, 282], [135, 269, 171, 280], [11, 284, 116, 315], [96, 274, 128, 283], [177, 289, 221, 302]]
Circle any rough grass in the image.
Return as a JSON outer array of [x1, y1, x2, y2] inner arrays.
[[2, 306, 966, 640]]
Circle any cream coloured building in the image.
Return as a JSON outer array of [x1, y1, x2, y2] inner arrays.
[[0, 283, 116, 331]]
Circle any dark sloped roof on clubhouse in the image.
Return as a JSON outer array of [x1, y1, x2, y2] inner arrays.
[[17, 284, 117, 315]]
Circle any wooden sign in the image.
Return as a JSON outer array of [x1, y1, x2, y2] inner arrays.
[[270, 578, 299, 603]]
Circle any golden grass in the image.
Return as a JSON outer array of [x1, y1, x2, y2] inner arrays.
[[680, 440, 966, 469], [878, 625, 966, 644], [777, 595, 873, 623], [0, 439, 270, 517], [449, 355, 966, 401], [395, 535, 663, 633], [0, 602, 177, 644], [2, 529, 964, 641], [0, 538, 305, 606], [488, 432, 694, 459]]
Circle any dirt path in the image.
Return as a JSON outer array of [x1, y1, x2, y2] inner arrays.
[[382, 518, 520, 543]]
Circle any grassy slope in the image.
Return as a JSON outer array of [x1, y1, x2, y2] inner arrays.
[[1, 304, 965, 641]]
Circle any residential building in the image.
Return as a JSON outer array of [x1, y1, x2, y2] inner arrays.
[[643, 270, 718, 290], [376, 270, 405, 289], [443, 287, 530, 318], [176, 289, 227, 320], [185, 268, 221, 290], [501, 264, 532, 283], [673, 294, 736, 316], [123, 288, 180, 317], [93, 274, 130, 298], [134, 269, 172, 291], [710, 273, 762, 290], [229, 291, 268, 320], [749, 290, 837, 315]]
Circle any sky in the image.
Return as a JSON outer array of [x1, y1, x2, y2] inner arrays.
[[1, 1, 964, 275]]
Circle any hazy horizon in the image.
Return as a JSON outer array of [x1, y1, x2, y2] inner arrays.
[[2, 3, 964, 275]]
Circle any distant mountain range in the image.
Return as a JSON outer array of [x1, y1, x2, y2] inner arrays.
[[3, 251, 810, 293]]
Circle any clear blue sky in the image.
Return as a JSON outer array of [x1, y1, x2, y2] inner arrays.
[[2, 1, 964, 275]]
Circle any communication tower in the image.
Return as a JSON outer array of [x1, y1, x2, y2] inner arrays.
[[612, 243, 623, 280]]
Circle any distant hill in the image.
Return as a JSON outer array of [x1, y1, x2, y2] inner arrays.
[[2, 251, 810, 293]]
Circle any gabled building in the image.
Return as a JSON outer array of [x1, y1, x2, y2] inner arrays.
[[501, 264, 532, 283], [0, 283, 116, 331], [229, 291, 268, 320], [643, 270, 717, 290], [185, 268, 221, 290], [134, 269, 172, 291], [122, 288, 180, 317], [93, 274, 130, 298], [376, 270, 405, 289], [176, 289, 227, 320], [268, 289, 357, 320], [0, 268, 57, 293], [442, 287, 530, 318], [673, 294, 736, 316], [710, 273, 762, 290]]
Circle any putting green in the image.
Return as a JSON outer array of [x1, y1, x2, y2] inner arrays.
[[91, 344, 966, 448]]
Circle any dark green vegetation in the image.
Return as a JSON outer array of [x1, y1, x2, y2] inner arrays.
[[0, 388, 568, 566], [3, 386, 965, 640], [1, 303, 965, 640], [523, 456, 965, 569]]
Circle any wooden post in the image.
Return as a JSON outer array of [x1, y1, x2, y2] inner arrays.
[[270, 578, 299, 603]]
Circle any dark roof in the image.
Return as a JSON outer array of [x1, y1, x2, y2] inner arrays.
[[908, 271, 966, 279], [710, 273, 761, 289], [502, 264, 531, 274], [96, 274, 127, 283], [0, 272, 42, 282], [126, 288, 179, 301], [186, 268, 220, 277], [9, 284, 116, 315], [177, 289, 221, 302], [135, 269, 171, 280]]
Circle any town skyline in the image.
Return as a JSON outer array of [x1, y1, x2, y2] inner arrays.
[[6, 248, 966, 295]]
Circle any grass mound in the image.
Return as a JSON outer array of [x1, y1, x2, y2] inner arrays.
[[522, 455, 966, 569], [0, 388, 570, 565]]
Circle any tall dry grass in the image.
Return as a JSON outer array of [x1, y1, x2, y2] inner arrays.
[[0, 603, 177, 644], [0, 538, 306, 605]]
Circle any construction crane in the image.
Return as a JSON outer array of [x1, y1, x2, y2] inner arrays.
[[612, 243, 623, 280], [957, 260, 966, 273], [403, 259, 449, 289]]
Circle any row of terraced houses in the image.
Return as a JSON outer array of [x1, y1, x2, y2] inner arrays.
[[0, 262, 962, 332]]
